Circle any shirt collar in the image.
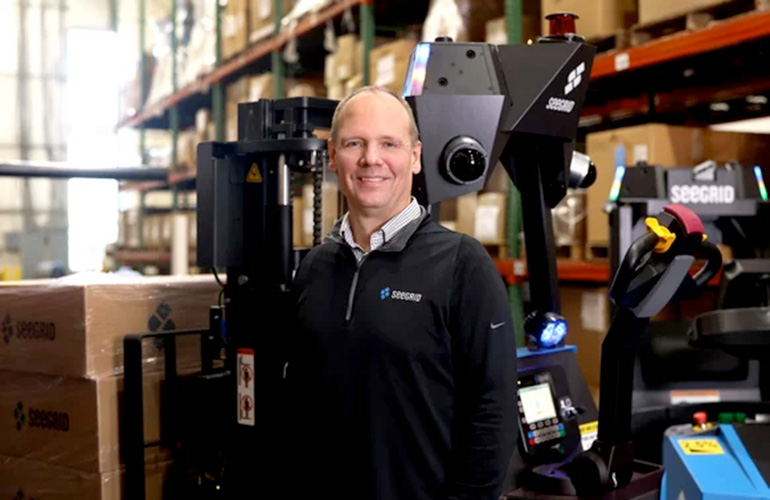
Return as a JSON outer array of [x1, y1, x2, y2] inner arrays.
[[340, 197, 421, 252]]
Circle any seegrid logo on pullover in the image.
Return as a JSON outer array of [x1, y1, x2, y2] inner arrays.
[[380, 287, 422, 303]]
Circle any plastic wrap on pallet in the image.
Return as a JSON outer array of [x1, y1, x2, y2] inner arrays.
[[0, 274, 220, 378], [552, 188, 586, 247], [0, 455, 171, 500], [181, 0, 217, 86], [0, 370, 171, 472], [281, 0, 333, 31], [423, 0, 504, 43]]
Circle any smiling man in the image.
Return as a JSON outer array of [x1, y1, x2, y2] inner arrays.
[[287, 86, 517, 500]]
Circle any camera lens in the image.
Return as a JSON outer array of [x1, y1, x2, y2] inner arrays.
[[441, 137, 488, 185], [449, 149, 485, 183]]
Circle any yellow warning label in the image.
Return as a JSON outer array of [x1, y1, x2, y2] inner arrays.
[[579, 421, 598, 436], [679, 439, 724, 455], [246, 163, 263, 183]]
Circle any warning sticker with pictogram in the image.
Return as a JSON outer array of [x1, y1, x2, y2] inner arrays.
[[678, 438, 724, 455], [246, 163, 263, 183], [237, 348, 255, 426]]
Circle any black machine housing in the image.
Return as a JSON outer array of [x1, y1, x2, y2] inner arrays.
[[608, 162, 770, 462]]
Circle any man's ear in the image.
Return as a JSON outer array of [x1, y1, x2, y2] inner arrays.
[[328, 139, 337, 173], [411, 140, 422, 175]]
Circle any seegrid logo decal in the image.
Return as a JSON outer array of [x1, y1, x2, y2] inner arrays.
[[380, 286, 422, 303], [14, 402, 26, 431], [564, 62, 586, 95], [13, 401, 69, 433], [147, 303, 176, 332], [2, 314, 12, 344], [1, 313, 56, 345], [14, 490, 42, 500]]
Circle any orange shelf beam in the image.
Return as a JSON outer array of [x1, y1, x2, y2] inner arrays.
[[591, 9, 770, 80], [495, 259, 611, 285]]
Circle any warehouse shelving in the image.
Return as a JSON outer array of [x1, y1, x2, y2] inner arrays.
[[583, 7, 770, 127]]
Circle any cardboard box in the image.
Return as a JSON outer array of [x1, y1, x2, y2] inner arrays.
[[541, 0, 637, 40], [455, 193, 478, 237], [585, 124, 770, 245], [560, 285, 610, 387], [639, 0, 726, 25], [475, 192, 507, 244], [300, 182, 340, 246], [370, 39, 418, 94], [324, 53, 337, 86], [335, 34, 359, 82], [222, 0, 248, 60], [0, 454, 169, 500], [0, 371, 166, 472], [287, 77, 325, 98], [0, 275, 219, 378], [327, 83, 345, 101], [344, 73, 363, 97]]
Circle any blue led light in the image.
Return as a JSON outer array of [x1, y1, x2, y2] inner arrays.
[[539, 319, 568, 348]]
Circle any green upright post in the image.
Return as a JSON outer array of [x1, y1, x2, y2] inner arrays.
[[505, 0, 527, 348], [360, 0, 374, 86], [213, 0, 224, 141], [272, 0, 284, 98]]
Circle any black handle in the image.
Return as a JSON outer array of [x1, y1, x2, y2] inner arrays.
[[610, 232, 659, 301], [692, 240, 723, 289]]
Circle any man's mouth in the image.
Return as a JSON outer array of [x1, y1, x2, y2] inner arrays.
[[358, 176, 388, 184]]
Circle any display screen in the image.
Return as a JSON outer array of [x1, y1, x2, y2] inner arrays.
[[519, 383, 557, 424]]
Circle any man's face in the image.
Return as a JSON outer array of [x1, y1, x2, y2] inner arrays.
[[329, 91, 422, 219]]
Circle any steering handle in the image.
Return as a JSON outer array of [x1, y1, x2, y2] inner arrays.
[[691, 240, 723, 288]]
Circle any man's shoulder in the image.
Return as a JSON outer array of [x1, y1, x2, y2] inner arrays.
[[295, 240, 345, 280], [415, 221, 490, 258]]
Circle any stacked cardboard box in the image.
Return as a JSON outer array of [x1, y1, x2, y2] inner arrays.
[[370, 38, 417, 95], [540, 0, 637, 40], [638, 0, 728, 25], [441, 191, 508, 246], [0, 276, 220, 498], [325, 34, 363, 99]]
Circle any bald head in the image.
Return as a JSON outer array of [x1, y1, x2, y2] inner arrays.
[[330, 86, 420, 146]]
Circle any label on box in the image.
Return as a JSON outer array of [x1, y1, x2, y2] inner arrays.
[[614, 52, 630, 72], [670, 390, 720, 405], [237, 348, 255, 426], [474, 205, 501, 242], [580, 290, 606, 333], [633, 144, 649, 164], [376, 54, 396, 86], [258, 0, 271, 19]]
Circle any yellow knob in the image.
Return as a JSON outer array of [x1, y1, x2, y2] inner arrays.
[[645, 217, 676, 253]]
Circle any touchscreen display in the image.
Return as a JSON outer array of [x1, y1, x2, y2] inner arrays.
[[519, 382, 557, 424]]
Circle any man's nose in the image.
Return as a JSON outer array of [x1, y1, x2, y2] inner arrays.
[[361, 144, 383, 167]]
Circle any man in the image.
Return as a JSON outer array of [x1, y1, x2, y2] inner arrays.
[[287, 86, 517, 500]]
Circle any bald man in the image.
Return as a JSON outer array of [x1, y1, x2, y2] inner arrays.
[[286, 86, 517, 500]]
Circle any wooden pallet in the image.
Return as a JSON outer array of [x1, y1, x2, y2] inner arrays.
[[483, 243, 509, 260], [630, 0, 768, 47], [555, 244, 585, 261], [586, 243, 609, 262], [587, 30, 631, 55]]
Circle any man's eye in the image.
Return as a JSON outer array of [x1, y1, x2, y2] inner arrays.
[[383, 142, 397, 148], [345, 140, 362, 148]]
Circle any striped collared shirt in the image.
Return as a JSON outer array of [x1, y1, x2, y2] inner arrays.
[[340, 197, 422, 262]]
